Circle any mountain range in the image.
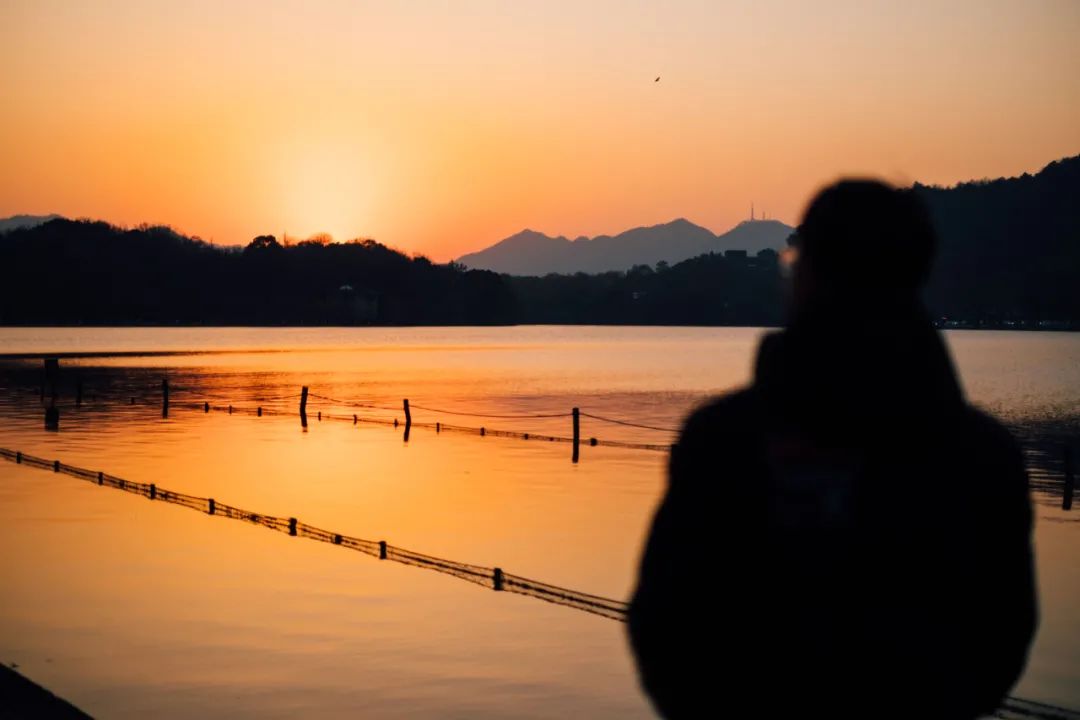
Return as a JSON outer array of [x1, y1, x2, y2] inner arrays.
[[0, 214, 62, 233], [456, 218, 793, 276]]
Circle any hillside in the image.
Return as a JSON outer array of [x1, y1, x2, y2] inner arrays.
[[1, 154, 1077, 328]]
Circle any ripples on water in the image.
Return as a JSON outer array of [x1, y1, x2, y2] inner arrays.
[[0, 327, 1077, 718]]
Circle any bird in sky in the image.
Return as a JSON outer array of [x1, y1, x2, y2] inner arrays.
[[655, 76, 660, 82]]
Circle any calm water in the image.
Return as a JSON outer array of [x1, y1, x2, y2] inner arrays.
[[0, 326, 1078, 718]]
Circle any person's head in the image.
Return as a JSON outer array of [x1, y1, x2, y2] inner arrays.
[[786, 179, 937, 314]]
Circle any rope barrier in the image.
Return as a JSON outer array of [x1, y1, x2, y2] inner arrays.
[[0, 447, 629, 622], [176, 390, 673, 453], [579, 411, 679, 433], [2, 445, 1076, 717], [406, 403, 574, 420]]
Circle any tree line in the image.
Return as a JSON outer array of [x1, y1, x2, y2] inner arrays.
[[0, 154, 1076, 327]]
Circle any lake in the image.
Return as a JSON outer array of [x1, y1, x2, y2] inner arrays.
[[0, 326, 1078, 718]]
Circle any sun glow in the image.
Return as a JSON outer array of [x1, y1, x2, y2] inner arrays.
[[273, 137, 376, 244], [1, 0, 1077, 259]]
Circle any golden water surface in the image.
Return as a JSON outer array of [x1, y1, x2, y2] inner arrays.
[[0, 326, 1077, 718]]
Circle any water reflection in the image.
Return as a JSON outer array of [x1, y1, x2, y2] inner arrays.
[[0, 326, 1078, 717]]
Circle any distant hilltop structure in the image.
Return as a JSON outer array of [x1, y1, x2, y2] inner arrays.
[[749, 203, 769, 222]]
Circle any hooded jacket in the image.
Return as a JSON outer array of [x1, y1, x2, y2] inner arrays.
[[627, 300, 1037, 719]]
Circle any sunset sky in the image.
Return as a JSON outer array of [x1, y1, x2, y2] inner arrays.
[[2, 0, 1078, 261]]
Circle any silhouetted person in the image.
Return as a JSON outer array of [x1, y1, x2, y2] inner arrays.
[[628, 180, 1037, 719]]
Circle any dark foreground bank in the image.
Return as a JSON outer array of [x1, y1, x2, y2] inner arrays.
[[0, 664, 91, 719]]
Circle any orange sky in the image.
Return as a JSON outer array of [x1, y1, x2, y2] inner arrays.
[[1, 0, 1078, 261]]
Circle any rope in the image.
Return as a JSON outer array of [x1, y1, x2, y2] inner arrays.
[[407, 404, 573, 419], [0, 448, 629, 623], [7, 388, 674, 454], [306, 393, 399, 411], [579, 411, 678, 433]]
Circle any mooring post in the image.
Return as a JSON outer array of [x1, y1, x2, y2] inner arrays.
[[208, 498, 216, 515], [1065, 445, 1074, 512], [300, 386, 309, 428], [228, 404, 233, 414], [161, 378, 169, 418], [16, 452, 22, 464], [493, 567, 504, 591], [204, 401, 209, 413], [403, 399, 411, 441], [379, 540, 387, 559], [572, 407, 580, 463], [53, 460, 60, 472], [257, 406, 262, 417], [289, 517, 297, 536], [45, 401, 60, 431], [97, 471, 103, 485], [42, 357, 59, 403], [149, 484, 156, 500]]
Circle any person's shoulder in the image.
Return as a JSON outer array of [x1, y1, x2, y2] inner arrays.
[[958, 404, 1023, 459], [676, 387, 759, 447], [954, 404, 1030, 503]]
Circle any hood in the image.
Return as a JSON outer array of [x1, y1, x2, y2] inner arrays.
[[753, 297, 964, 436]]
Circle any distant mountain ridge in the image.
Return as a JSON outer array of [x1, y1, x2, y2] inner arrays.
[[0, 214, 63, 233], [457, 218, 793, 276]]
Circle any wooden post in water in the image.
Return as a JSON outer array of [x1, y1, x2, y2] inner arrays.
[[379, 541, 387, 559], [42, 358, 60, 405], [204, 402, 209, 413], [572, 407, 580, 463], [44, 367, 60, 430], [403, 399, 411, 441], [1064, 445, 1074, 512], [208, 498, 216, 515], [289, 518, 297, 536], [161, 378, 169, 418], [493, 567, 504, 591], [300, 386, 309, 428], [45, 402, 59, 431]]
